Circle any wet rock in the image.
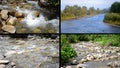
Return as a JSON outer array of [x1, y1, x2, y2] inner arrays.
[[71, 60, 78, 65], [32, 28, 41, 33], [80, 58, 87, 63], [76, 64, 86, 68], [65, 66, 71, 68], [107, 61, 120, 67], [11, 62, 16, 67], [0, 60, 9, 64], [19, 3, 31, 9], [0, 64, 6, 68], [2, 25, 16, 33], [109, 55, 118, 59], [32, 11, 40, 17], [9, 10, 16, 16], [15, 12, 24, 18], [7, 16, 17, 25], [0, 10, 8, 20]]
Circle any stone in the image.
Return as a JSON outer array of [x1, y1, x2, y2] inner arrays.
[[0, 10, 8, 20], [0, 60, 9, 64], [15, 12, 24, 18], [9, 10, 16, 16], [32, 11, 40, 17], [72, 60, 78, 65], [80, 58, 87, 63], [66, 66, 71, 68], [109, 55, 118, 59], [32, 28, 41, 33], [76, 64, 86, 68], [7, 16, 17, 25], [11, 62, 16, 67], [0, 64, 6, 68], [2, 25, 16, 33]]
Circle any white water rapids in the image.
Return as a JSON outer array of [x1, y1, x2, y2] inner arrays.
[[16, 5, 59, 32]]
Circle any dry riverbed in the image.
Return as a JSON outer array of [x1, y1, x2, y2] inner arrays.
[[0, 35, 59, 68], [63, 41, 120, 68]]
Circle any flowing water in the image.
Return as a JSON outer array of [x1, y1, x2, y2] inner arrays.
[[0, 0, 59, 33], [61, 14, 120, 33], [0, 35, 59, 68]]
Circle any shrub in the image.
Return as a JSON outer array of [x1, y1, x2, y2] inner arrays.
[[61, 45, 77, 64], [103, 13, 120, 25]]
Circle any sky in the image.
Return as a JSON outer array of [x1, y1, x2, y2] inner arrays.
[[61, 0, 120, 10]]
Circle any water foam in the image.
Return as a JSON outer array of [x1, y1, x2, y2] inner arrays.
[[16, 6, 59, 32]]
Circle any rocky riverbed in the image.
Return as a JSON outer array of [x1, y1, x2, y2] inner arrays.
[[62, 41, 120, 68], [0, 35, 59, 68], [0, 0, 59, 33]]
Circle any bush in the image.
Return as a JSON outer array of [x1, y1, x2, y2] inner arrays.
[[68, 35, 79, 43], [103, 13, 120, 25], [61, 45, 77, 64], [61, 35, 77, 65]]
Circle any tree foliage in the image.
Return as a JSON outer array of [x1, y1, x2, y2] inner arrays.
[[61, 5, 105, 21], [104, 2, 120, 25], [110, 2, 120, 13]]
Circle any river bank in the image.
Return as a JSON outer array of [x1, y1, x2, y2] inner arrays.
[[0, 35, 59, 68], [61, 14, 101, 22], [62, 41, 120, 68]]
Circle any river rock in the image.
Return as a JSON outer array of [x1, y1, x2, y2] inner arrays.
[[11, 62, 16, 67], [15, 12, 24, 18], [7, 16, 17, 25], [71, 60, 78, 65], [80, 58, 87, 63], [65, 66, 71, 68], [0, 60, 9, 64], [76, 64, 86, 68], [107, 61, 120, 67], [9, 10, 16, 16], [0, 10, 8, 20], [2, 25, 16, 33], [32, 11, 40, 17], [0, 64, 6, 68]]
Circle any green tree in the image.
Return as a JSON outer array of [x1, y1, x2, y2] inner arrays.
[[110, 2, 120, 13]]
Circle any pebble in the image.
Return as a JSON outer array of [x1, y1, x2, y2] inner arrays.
[[71, 60, 78, 65], [0, 60, 9, 64]]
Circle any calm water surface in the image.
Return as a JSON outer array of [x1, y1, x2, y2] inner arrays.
[[61, 14, 120, 33]]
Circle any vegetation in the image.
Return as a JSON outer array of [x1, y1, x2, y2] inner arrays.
[[104, 2, 120, 26], [61, 34, 120, 65], [61, 35, 77, 65], [61, 5, 107, 21]]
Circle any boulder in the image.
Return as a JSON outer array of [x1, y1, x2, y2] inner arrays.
[[0, 10, 8, 20], [2, 25, 16, 33], [7, 16, 17, 25], [15, 12, 24, 18]]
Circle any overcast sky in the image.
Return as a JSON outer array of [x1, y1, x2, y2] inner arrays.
[[61, 0, 120, 10]]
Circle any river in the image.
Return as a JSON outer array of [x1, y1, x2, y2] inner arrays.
[[61, 14, 120, 33]]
